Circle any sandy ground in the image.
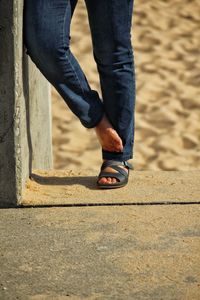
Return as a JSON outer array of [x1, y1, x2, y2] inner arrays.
[[51, 0, 200, 172]]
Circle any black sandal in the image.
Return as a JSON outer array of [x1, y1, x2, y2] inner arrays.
[[97, 160, 133, 189]]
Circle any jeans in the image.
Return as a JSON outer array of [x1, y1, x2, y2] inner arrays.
[[23, 0, 136, 161]]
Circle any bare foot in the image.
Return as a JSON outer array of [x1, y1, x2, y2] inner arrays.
[[98, 160, 128, 185], [95, 115, 123, 152]]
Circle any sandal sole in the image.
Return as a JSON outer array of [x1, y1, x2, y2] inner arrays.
[[97, 182, 128, 189]]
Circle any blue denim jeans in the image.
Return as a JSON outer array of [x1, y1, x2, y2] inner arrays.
[[23, 0, 136, 161]]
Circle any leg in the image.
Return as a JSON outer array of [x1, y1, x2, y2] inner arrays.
[[85, 0, 135, 161], [85, 0, 136, 185], [23, 0, 104, 128]]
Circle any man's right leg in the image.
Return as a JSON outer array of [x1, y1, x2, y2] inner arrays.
[[23, 0, 104, 128]]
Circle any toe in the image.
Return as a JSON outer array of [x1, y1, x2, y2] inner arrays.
[[107, 178, 112, 183], [98, 177, 116, 185], [98, 177, 107, 184], [112, 178, 116, 183]]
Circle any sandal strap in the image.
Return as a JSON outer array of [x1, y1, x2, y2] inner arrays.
[[124, 161, 134, 170], [98, 165, 128, 178], [98, 171, 127, 183], [101, 160, 133, 171], [109, 165, 129, 177]]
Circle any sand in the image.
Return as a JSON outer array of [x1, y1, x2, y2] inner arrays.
[[51, 0, 200, 172]]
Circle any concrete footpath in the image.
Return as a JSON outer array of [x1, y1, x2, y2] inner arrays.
[[0, 171, 200, 299], [21, 170, 200, 206]]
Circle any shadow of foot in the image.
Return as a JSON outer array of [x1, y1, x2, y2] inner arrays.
[[30, 173, 99, 190]]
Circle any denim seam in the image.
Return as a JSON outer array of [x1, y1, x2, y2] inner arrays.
[[62, 3, 86, 98]]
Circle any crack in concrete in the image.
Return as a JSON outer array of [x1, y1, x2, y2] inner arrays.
[[16, 201, 200, 208], [0, 113, 16, 143]]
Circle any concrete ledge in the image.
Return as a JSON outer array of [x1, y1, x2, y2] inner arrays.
[[21, 170, 200, 206]]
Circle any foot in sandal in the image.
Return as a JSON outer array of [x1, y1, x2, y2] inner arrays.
[[97, 160, 133, 189]]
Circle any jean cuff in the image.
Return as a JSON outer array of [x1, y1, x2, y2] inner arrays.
[[83, 108, 104, 129], [102, 150, 133, 161]]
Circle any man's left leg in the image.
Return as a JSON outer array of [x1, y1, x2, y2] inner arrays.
[[85, 0, 136, 185]]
